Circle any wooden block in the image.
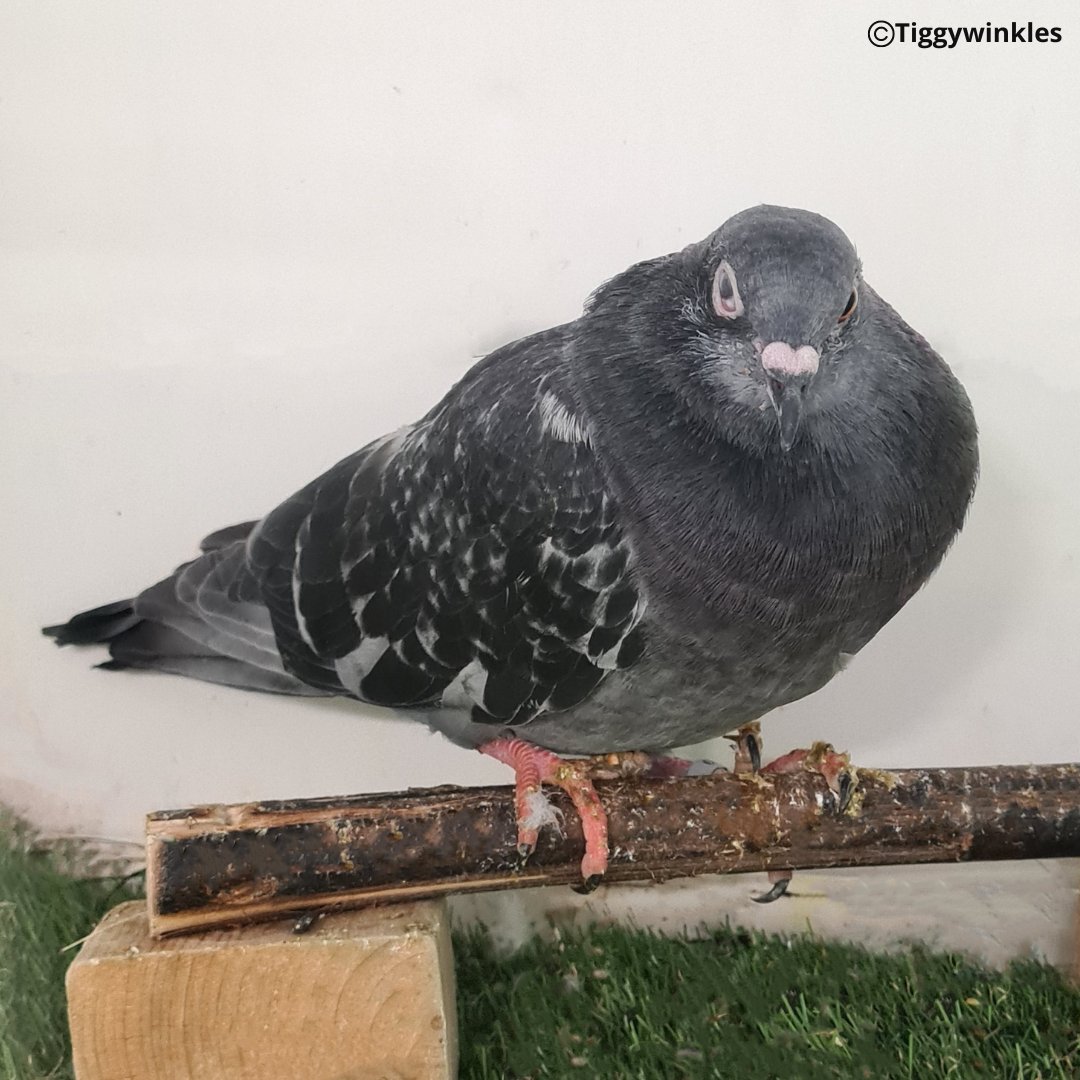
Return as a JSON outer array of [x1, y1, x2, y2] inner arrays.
[[67, 899, 458, 1080], [1072, 888, 1080, 986]]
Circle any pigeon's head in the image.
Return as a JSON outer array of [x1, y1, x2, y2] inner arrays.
[[687, 205, 862, 452]]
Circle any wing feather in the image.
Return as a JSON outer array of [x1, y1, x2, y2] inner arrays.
[[243, 367, 649, 725]]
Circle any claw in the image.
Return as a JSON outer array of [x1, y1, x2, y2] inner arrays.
[[835, 769, 854, 815], [747, 732, 761, 772], [727, 721, 763, 774], [291, 911, 320, 934], [572, 873, 605, 895], [753, 876, 791, 904]]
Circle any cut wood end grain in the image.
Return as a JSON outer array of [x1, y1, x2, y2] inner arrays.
[[67, 899, 458, 1080]]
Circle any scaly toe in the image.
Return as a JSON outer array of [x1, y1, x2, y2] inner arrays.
[[478, 737, 611, 888], [807, 743, 857, 813], [761, 741, 858, 814]]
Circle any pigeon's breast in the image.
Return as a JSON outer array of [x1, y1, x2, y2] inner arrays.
[[421, 611, 847, 755], [602, 446, 966, 726], [501, 620, 844, 754]]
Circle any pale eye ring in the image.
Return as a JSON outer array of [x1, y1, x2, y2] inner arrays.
[[711, 260, 744, 319]]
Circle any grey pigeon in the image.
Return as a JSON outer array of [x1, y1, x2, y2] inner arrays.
[[45, 205, 979, 886]]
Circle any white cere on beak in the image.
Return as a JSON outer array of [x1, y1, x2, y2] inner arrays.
[[761, 342, 820, 378]]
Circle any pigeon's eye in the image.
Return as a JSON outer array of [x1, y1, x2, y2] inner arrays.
[[711, 261, 744, 319], [838, 288, 858, 323]]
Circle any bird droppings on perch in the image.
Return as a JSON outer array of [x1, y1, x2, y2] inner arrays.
[[145, 762, 1080, 936]]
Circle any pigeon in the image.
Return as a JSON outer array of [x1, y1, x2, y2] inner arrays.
[[45, 205, 979, 889]]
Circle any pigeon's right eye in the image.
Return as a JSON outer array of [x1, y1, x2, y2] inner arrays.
[[711, 261, 744, 319]]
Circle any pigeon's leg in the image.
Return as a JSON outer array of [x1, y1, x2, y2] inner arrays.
[[725, 723, 793, 902], [761, 741, 856, 814], [479, 738, 608, 889], [748, 742, 855, 902]]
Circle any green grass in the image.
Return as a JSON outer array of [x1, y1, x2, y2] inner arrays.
[[2, 815, 1078, 1080], [0, 814, 141, 1080], [457, 925, 1080, 1079]]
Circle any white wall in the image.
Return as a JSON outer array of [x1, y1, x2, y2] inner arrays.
[[2, 1, 1077, 954]]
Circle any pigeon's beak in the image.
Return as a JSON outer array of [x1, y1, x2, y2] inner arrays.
[[766, 376, 811, 452], [759, 342, 820, 453]]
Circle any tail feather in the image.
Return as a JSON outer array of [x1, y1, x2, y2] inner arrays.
[[43, 599, 139, 646], [43, 538, 333, 699], [101, 619, 327, 694]]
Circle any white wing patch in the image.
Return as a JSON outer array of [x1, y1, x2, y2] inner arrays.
[[439, 659, 489, 711], [334, 635, 391, 695], [291, 545, 318, 652], [595, 597, 647, 670], [538, 391, 591, 445]]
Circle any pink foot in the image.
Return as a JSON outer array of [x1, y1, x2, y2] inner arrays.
[[761, 741, 855, 812], [726, 728, 857, 903], [479, 738, 609, 889]]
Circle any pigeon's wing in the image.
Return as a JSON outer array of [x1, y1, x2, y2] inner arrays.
[[95, 433, 410, 696], [248, 372, 647, 725], [49, 330, 646, 720], [51, 438, 405, 695]]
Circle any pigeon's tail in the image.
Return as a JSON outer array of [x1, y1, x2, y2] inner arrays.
[[43, 532, 332, 698], [43, 599, 139, 647]]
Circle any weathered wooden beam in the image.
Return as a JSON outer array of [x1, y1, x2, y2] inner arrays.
[[147, 762, 1080, 936]]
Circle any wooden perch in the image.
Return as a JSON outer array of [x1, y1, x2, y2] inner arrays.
[[146, 762, 1080, 936]]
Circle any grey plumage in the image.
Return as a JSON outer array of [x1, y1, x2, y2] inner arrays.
[[45, 205, 978, 756]]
